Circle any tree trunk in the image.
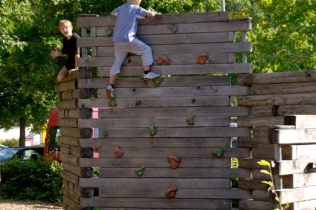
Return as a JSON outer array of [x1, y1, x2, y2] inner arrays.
[[19, 118, 26, 146]]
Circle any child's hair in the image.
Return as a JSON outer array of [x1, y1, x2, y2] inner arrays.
[[127, 0, 140, 4], [59, 20, 72, 28]]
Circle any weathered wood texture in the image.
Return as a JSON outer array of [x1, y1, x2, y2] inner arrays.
[[55, 12, 256, 210]]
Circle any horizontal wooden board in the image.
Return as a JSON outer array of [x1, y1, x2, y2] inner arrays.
[[238, 93, 316, 107], [77, 32, 234, 47], [275, 159, 316, 175], [97, 147, 250, 158], [252, 126, 270, 138], [251, 105, 316, 117], [79, 157, 231, 168], [239, 158, 270, 170], [279, 185, 316, 204], [283, 173, 316, 188], [289, 199, 316, 210], [79, 116, 230, 128], [251, 82, 316, 95], [80, 197, 231, 209], [96, 43, 252, 57], [98, 168, 250, 178], [252, 145, 275, 159], [79, 52, 235, 67], [238, 178, 268, 191], [237, 116, 284, 127], [282, 144, 316, 160], [78, 96, 230, 108], [239, 199, 279, 210], [237, 137, 270, 148], [270, 127, 316, 144], [284, 115, 316, 129], [98, 106, 250, 118], [97, 63, 252, 77], [98, 187, 250, 199], [79, 178, 231, 188], [77, 12, 230, 28], [78, 137, 231, 148], [97, 86, 249, 99], [96, 127, 250, 138]]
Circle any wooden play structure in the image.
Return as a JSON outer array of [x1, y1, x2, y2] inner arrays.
[[54, 11, 316, 210]]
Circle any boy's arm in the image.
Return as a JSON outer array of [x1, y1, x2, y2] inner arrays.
[[111, 12, 118, 16], [146, 11, 158, 17]]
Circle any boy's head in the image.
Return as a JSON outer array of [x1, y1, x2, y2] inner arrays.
[[128, 0, 141, 5], [59, 20, 73, 38]]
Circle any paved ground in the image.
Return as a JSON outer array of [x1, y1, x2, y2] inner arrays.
[[0, 197, 62, 210]]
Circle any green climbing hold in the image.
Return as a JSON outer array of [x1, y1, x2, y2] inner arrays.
[[105, 28, 113, 36], [135, 166, 145, 177], [154, 77, 164, 87], [109, 99, 117, 107], [168, 24, 178, 33], [212, 149, 224, 158], [148, 124, 157, 136], [186, 115, 195, 125]]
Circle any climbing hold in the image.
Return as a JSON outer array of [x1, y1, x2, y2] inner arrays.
[[169, 156, 180, 169], [153, 77, 164, 87], [168, 24, 178, 33], [212, 149, 224, 158], [166, 187, 178, 198], [135, 166, 145, 177], [105, 28, 113, 36], [109, 99, 117, 107], [113, 145, 124, 158], [197, 53, 209, 65], [186, 115, 195, 125], [156, 55, 170, 65], [148, 124, 157, 136]]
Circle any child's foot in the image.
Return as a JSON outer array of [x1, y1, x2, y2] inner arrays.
[[144, 71, 161, 80], [106, 84, 115, 99]]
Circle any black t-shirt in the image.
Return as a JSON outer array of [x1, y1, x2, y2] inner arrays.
[[62, 33, 80, 70]]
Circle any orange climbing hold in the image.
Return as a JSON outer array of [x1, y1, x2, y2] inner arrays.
[[113, 145, 124, 158], [197, 53, 209, 65]]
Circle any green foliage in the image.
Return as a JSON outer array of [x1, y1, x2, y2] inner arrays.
[[0, 157, 62, 203], [0, 139, 19, 147]]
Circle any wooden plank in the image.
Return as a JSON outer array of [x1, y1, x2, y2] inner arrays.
[[251, 105, 316, 117], [77, 76, 231, 88], [279, 186, 316, 204], [78, 137, 231, 148], [79, 178, 231, 188], [80, 197, 232, 209], [252, 169, 271, 181], [283, 173, 316, 188], [96, 43, 252, 56], [237, 116, 284, 127], [252, 145, 275, 159], [98, 188, 251, 199], [98, 168, 250, 178], [77, 32, 232, 47], [269, 127, 316, 144], [78, 52, 235, 67], [239, 200, 279, 210], [78, 96, 230, 108], [77, 12, 230, 28], [246, 70, 316, 85], [252, 126, 269, 138], [97, 63, 253, 76], [97, 86, 249, 99], [275, 160, 316, 175], [250, 106, 275, 117], [238, 93, 316, 107], [282, 144, 316, 160], [98, 107, 250, 118], [96, 127, 250, 138], [79, 157, 231, 168], [239, 158, 270, 170], [284, 115, 316, 129], [252, 190, 274, 202], [237, 137, 270, 148], [238, 178, 268, 191], [251, 82, 316, 95], [79, 116, 230, 128], [289, 199, 316, 210], [97, 147, 250, 158]]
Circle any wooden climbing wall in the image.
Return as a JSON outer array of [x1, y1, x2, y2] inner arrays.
[[56, 12, 253, 210]]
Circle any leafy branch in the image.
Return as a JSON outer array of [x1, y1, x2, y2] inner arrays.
[[257, 159, 290, 210]]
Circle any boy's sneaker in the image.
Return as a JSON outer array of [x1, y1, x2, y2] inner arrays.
[[144, 71, 161, 79], [106, 85, 115, 99]]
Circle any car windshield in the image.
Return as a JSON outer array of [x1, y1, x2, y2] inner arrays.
[[0, 148, 20, 162]]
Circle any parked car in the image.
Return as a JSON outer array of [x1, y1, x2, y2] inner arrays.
[[0, 146, 44, 163], [0, 144, 8, 150]]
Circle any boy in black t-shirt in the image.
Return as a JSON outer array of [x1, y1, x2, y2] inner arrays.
[[50, 20, 80, 82]]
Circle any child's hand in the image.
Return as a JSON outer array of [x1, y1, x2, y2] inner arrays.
[[50, 49, 59, 59]]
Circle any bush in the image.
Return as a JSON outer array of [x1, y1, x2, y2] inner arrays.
[[0, 139, 19, 147], [0, 157, 62, 203]]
